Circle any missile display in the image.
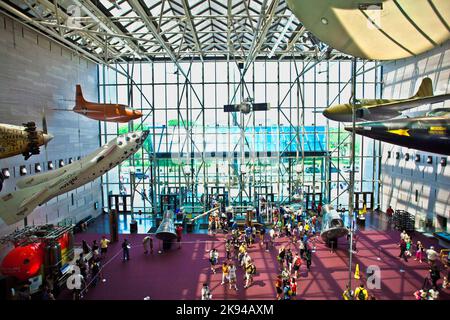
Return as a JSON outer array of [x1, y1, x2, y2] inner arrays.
[[345, 109, 450, 155], [0, 131, 149, 225], [0, 122, 53, 160], [323, 78, 450, 123]]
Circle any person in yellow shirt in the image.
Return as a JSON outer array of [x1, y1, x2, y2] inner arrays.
[[354, 284, 369, 300], [238, 243, 247, 266], [342, 284, 354, 300], [221, 262, 229, 285], [100, 236, 110, 257]]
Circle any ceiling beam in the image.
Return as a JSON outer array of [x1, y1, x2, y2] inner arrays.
[[72, 0, 145, 60], [0, 0, 105, 64], [278, 25, 305, 60], [181, 0, 203, 62]]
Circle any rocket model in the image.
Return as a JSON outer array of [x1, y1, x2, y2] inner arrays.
[[0, 131, 149, 225]]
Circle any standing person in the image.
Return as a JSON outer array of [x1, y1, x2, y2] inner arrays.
[[90, 260, 101, 287], [245, 224, 252, 247], [176, 224, 183, 249], [242, 252, 252, 268], [69, 270, 85, 300], [76, 253, 88, 279], [398, 238, 408, 262], [400, 230, 407, 241], [269, 228, 275, 248], [275, 275, 283, 300], [238, 242, 247, 265], [277, 246, 286, 271], [92, 240, 99, 256], [225, 239, 232, 260], [429, 264, 441, 290], [244, 262, 255, 289], [221, 262, 229, 285], [251, 225, 257, 245], [285, 248, 293, 273], [299, 238, 305, 259], [414, 241, 424, 263], [208, 215, 214, 234], [209, 248, 219, 274], [122, 239, 131, 262], [405, 235, 412, 257], [342, 285, 354, 300], [201, 283, 212, 300], [386, 205, 394, 218], [143, 236, 152, 254], [305, 249, 312, 271], [290, 278, 297, 299], [283, 281, 292, 300], [293, 253, 302, 278], [259, 226, 266, 246], [354, 284, 369, 300], [426, 246, 439, 265], [100, 236, 110, 257], [228, 263, 238, 291]]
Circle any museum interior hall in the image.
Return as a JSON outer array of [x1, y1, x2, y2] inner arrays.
[[0, 0, 449, 301]]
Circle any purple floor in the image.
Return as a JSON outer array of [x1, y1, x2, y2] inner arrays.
[[60, 223, 450, 300]]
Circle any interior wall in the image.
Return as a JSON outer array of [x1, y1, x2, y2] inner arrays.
[[380, 40, 450, 232], [0, 14, 102, 237]]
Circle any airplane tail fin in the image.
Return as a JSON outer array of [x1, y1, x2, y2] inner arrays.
[[413, 77, 433, 98], [0, 185, 48, 225], [74, 84, 86, 110]]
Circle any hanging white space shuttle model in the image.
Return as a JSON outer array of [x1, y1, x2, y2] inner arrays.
[[0, 131, 149, 225]]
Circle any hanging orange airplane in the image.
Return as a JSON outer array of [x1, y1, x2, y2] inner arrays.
[[73, 85, 143, 123]]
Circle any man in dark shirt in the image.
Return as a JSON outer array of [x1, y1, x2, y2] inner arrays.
[[398, 238, 408, 262], [122, 239, 130, 261]]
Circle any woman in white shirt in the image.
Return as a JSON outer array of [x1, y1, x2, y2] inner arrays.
[[228, 263, 238, 290]]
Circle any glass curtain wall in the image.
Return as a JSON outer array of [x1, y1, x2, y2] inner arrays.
[[98, 59, 382, 214]]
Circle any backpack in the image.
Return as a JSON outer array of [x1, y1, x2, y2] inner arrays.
[[358, 288, 366, 300]]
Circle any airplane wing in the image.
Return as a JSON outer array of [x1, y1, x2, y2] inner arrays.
[[17, 168, 68, 189], [360, 94, 450, 121], [0, 184, 49, 225]]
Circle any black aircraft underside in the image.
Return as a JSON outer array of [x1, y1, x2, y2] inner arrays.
[[345, 117, 450, 155]]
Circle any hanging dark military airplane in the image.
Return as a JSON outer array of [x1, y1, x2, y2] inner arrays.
[[345, 108, 450, 155]]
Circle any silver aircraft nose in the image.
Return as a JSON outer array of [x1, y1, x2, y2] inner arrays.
[[43, 133, 54, 146]]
